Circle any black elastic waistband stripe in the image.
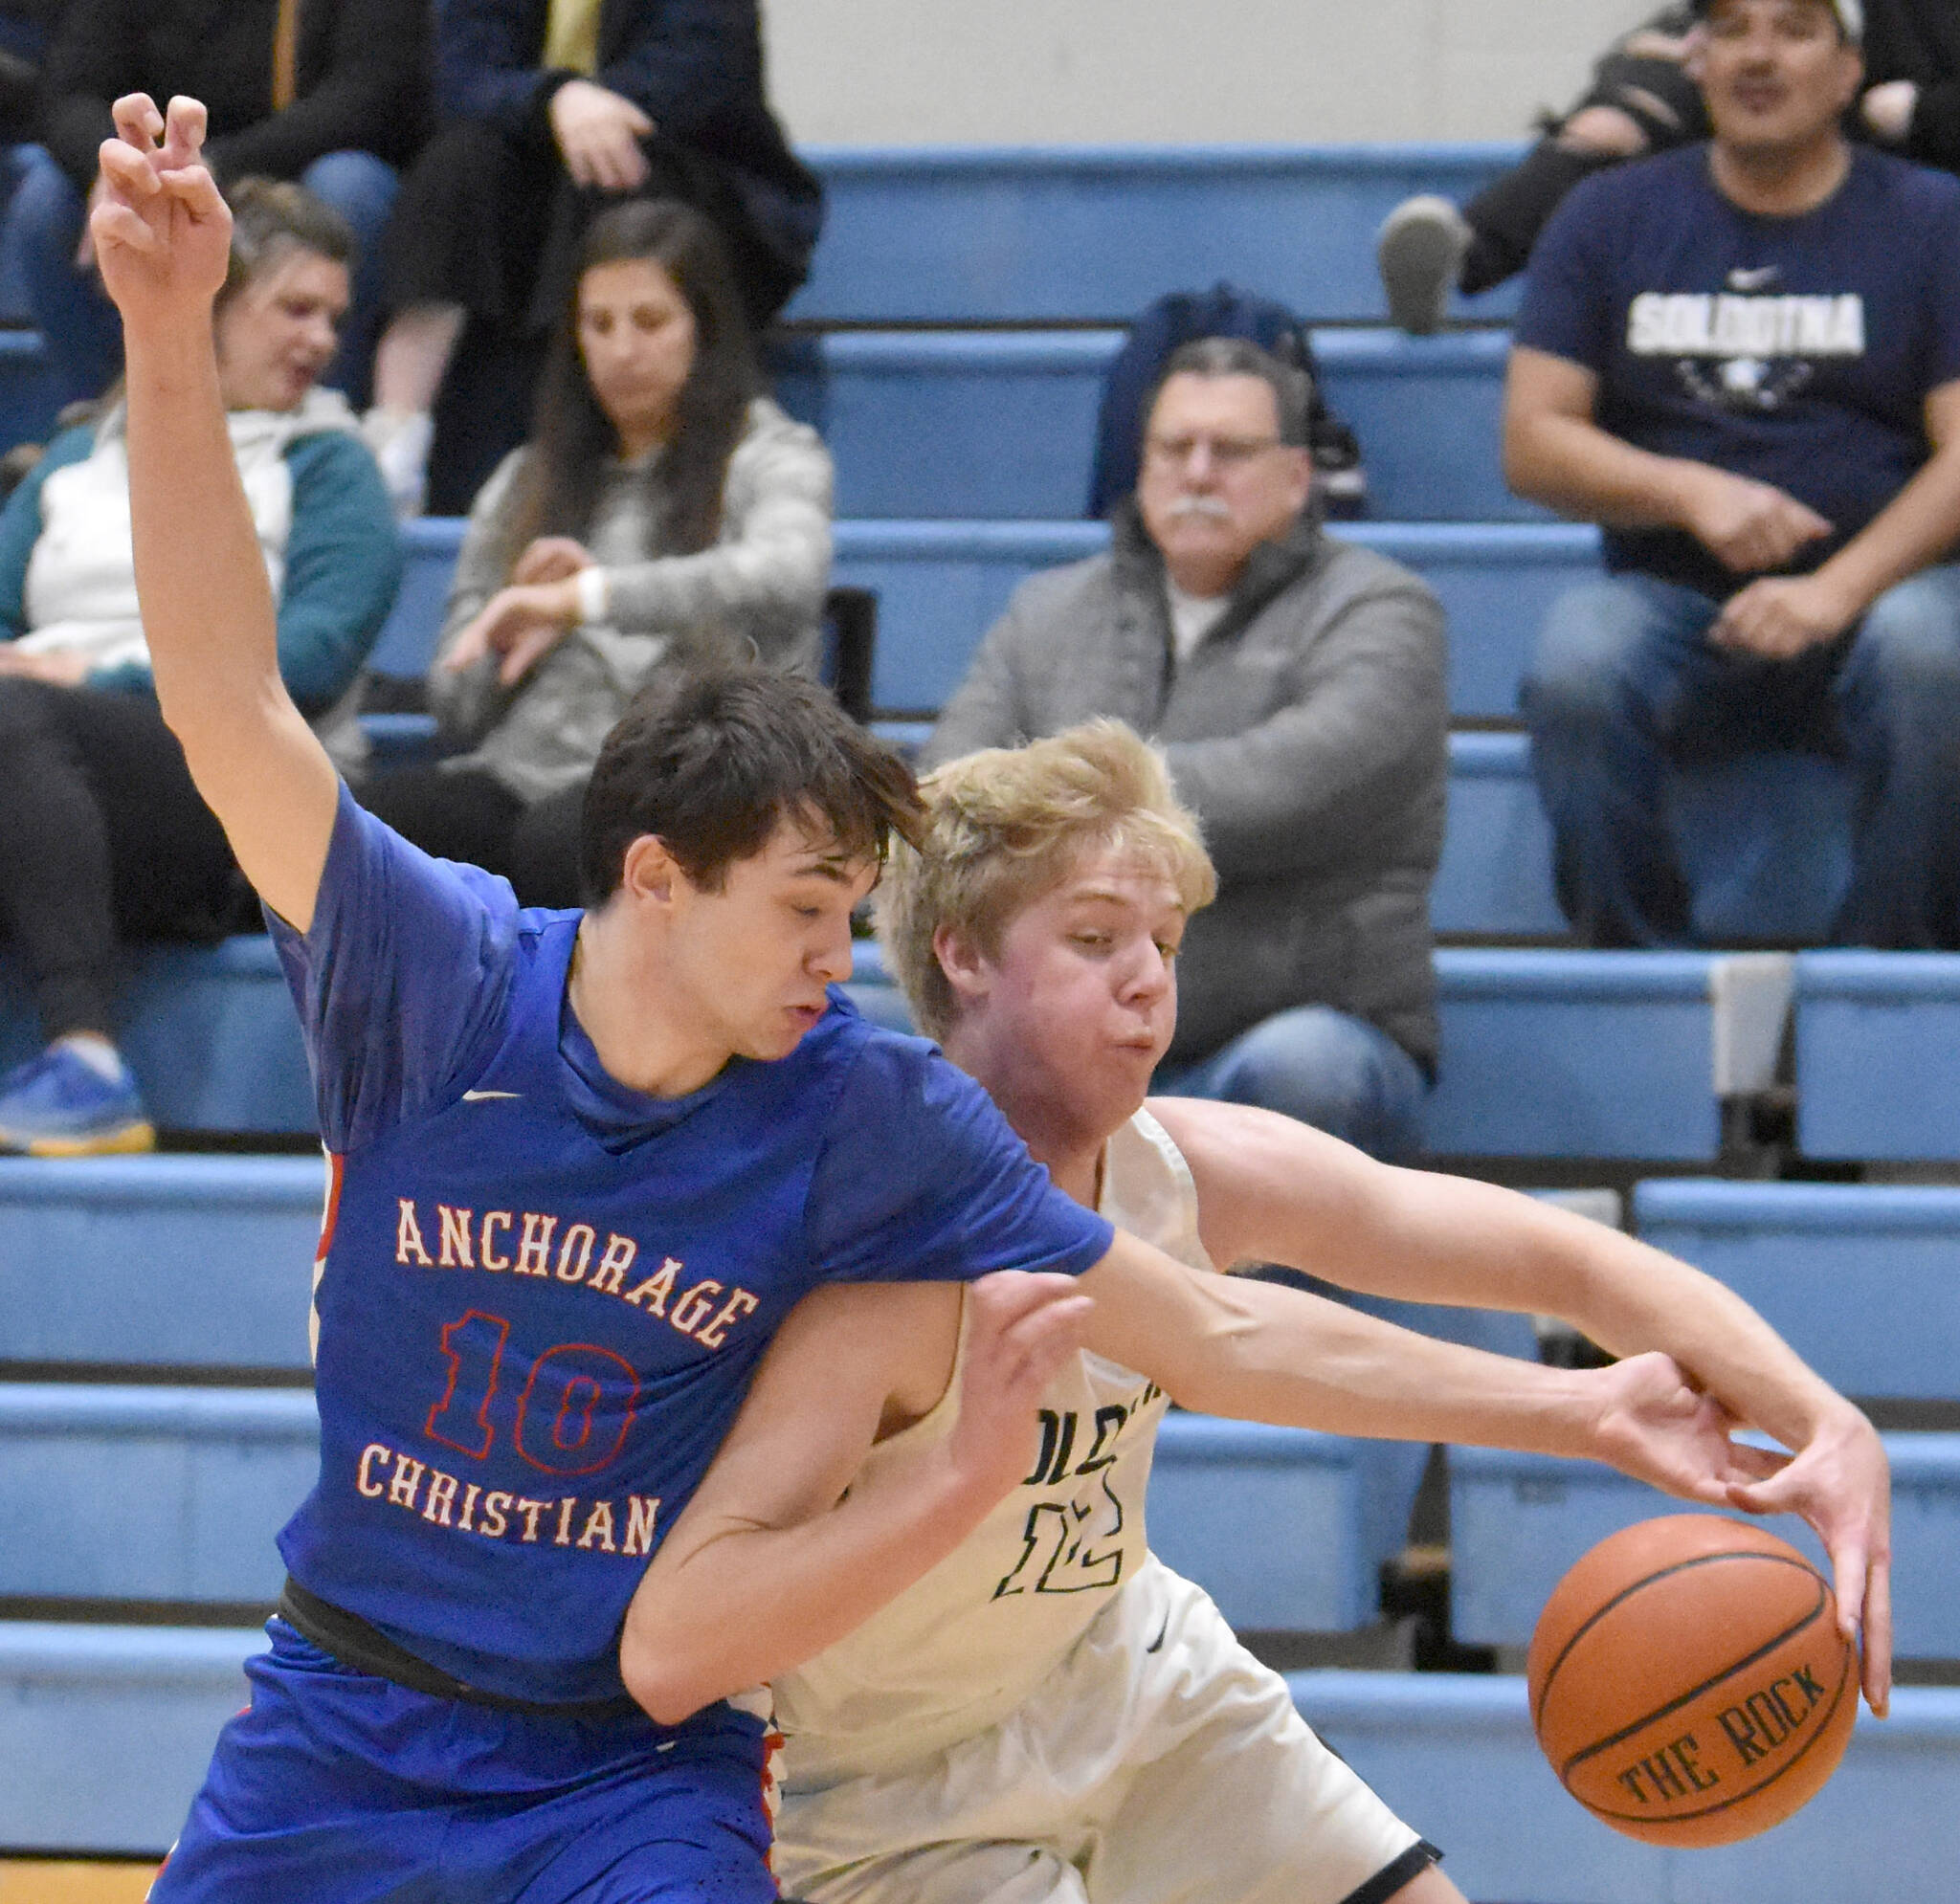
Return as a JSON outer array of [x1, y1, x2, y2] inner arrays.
[[277, 1577, 640, 1721]]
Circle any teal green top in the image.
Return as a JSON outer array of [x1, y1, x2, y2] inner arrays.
[[0, 422, 401, 716]]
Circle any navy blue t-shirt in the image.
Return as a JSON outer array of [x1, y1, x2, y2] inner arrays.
[[266, 786, 1115, 1704], [1517, 144, 1960, 601]]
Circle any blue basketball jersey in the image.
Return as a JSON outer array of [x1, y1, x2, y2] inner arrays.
[[268, 788, 1114, 1706]]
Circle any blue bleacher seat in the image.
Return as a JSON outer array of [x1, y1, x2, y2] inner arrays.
[[366, 516, 469, 684], [1344, 521, 1598, 720], [775, 329, 1122, 521], [832, 520, 1107, 714], [1295, 1671, 1960, 1904], [0, 938, 315, 1137], [1314, 328, 1536, 523], [1795, 953, 1960, 1161], [0, 1624, 256, 1854], [1437, 733, 1564, 938], [1423, 950, 1792, 1159], [1147, 1417, 1411, 1633], [1633, 1180, 1960, 1402], [0, 1156, 321, 1368], [0, 1384, 314, 1602], [791, 145, 1526, 325], [1449, 1437, 1960, 1660]]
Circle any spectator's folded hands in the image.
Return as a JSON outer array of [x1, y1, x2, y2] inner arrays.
[[1678, 464, 1832, 574], [93, 95, 232, 329], [1726, 1406, 1893, 1716], [1710, 573, 1860, 659], [548, 81, 655, 193], [442, 582, 581, 686]]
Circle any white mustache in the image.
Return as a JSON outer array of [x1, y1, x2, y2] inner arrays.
[[1166, 495, 1233, 521]]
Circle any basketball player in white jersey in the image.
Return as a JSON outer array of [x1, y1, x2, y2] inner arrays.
[[645, 720, 1889, 1904]]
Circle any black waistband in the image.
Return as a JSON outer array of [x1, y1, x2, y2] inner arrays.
[[277, 1576, 640, 1721]]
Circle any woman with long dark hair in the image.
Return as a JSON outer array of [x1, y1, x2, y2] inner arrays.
[[358, 197, 834, 905]]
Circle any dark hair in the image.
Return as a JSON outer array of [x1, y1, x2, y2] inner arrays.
[[496, 199, 760, 581], [1144, 337, 1314, 450], [579, 667, 925, 903], [218, 177, 355, 317]]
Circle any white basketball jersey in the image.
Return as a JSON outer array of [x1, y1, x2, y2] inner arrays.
[[775, 1108, 1214, 1788]]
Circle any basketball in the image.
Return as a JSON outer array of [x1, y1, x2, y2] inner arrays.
[[1526, 1516, 1860, 1848]]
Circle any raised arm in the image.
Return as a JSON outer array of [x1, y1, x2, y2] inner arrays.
[[1145, 1094, 1892, 1712], [620, 1272, 1090, 1726], [95, 94, 341, 930]]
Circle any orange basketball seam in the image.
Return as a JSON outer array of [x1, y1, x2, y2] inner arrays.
[[1567, 1644, 1854, 1827], [1532, 1549, 1822, 1731]]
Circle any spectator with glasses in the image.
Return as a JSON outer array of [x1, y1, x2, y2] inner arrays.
[[923, 338, 1447, 1161]]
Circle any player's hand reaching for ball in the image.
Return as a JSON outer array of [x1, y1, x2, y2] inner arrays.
[[91, 95, 231, 329], [1586, 1354, 1892, 1716], [1586, 1351, 1789, 1509], [947, 1271, 1095, 1504], [1726, 1405, 1893, 1718]]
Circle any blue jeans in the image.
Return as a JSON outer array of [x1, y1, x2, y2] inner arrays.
[[1154, 1005, 1430, 1162], [1523, 567, 1960, 948], [0, 145, 399, 411]]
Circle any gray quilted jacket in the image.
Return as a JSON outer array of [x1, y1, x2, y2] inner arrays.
[[924, 504, 1447, 1073]]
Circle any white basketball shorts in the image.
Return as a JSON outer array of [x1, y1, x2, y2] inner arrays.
[[773, 1555, 1439, 1904]]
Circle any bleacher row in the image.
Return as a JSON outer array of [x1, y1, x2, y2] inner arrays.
[[1, 146, 1956, 1900]]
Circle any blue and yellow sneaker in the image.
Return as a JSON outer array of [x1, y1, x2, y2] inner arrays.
[[0, 1044, 155, 1156]]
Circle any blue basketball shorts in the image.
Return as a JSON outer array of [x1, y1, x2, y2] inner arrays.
[[147, 1619, 781, 1903]]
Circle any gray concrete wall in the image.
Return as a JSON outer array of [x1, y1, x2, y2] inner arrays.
[[764, 0, 1662, 147]]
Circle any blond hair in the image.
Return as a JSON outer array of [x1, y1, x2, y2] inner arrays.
[[877, 720, 1217, 1041]]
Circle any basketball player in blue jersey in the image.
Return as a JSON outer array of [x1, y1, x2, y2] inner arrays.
[[645, 721, 1894, 1904], [90, 97, 1130, 1904]]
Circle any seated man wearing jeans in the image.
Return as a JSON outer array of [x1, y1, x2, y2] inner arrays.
[[1508, 0, 1960, 949], [923, 337, 1446, 1160]]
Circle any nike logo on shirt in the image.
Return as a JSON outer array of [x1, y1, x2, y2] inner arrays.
[[1727, 266, 1781, 292], [461, 1090, 523, 1103]]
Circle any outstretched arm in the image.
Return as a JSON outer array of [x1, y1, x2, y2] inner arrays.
[[95, 94, 340, 931], [1145, 1095, 1893, 1713], [621, 1272, 1090, 1726]]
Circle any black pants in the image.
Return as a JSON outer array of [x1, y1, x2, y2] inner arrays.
[[356, 764, 587, 910], [1459, 10, 1709, 294], [0, 679, 242, 1041]]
